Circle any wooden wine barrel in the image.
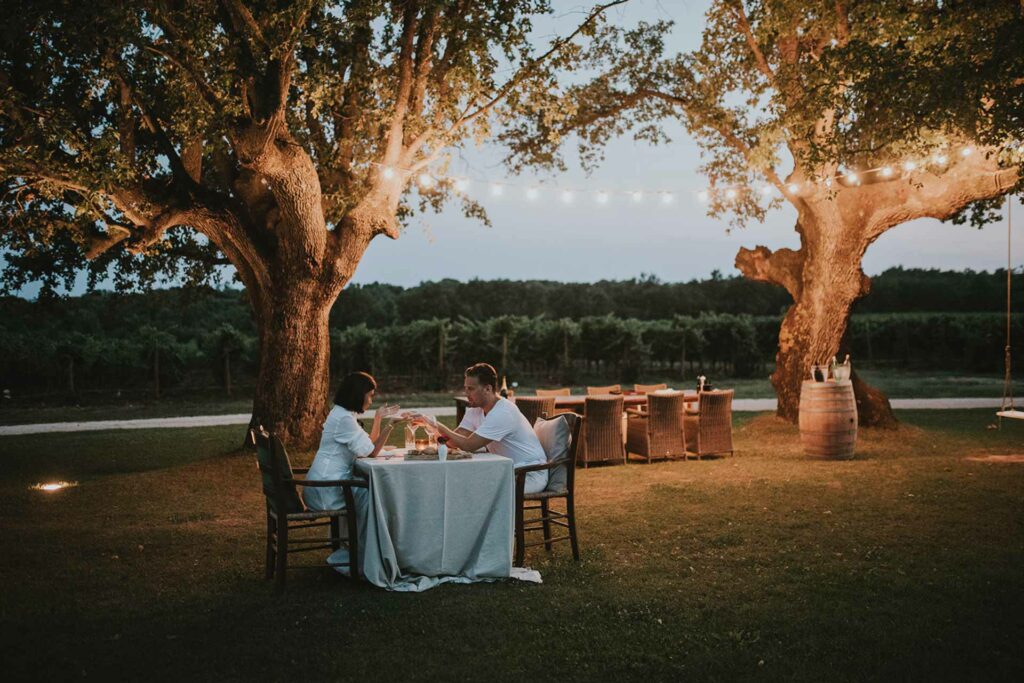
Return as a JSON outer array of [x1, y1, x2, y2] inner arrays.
[[799, 380, 857, 459]]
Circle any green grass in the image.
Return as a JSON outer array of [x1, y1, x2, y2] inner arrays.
[[1, 411, 1023, 680]]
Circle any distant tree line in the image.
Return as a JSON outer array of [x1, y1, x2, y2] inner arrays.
[[1, 273, 1020, 400]]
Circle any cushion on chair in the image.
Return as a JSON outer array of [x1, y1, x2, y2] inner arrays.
[[534, 415, 571, 491]]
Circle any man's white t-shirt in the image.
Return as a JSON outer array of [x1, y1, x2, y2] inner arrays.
[[458, 397, 547, 469]]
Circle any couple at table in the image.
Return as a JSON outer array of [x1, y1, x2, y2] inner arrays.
[[304, 362, 548, 517]]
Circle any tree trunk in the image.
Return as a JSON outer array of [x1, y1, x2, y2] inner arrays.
[[224, 350, 232, 398], [252, 281, 333, 449], [752, 215, 897, 428], [153, 347, 160, 400]]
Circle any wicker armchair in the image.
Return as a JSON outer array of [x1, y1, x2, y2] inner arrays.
[[536, 387, 571, 397], [578, 396, 626, 466], [253, 428, 366, 592], [514, 396, 556, 426], [683, 389, 735, 458], [633, 383, 668, 394], [625, 391, 686, 463], [586, 384, 622, 395], [514, 413, 583, 565]]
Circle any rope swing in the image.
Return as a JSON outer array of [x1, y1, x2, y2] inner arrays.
[[998, 195, 1024, 423]]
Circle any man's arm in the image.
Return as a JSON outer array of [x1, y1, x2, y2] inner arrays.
[[433, 420, 490, 452]]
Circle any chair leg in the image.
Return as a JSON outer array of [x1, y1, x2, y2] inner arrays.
[[566, 493, 580, 561], [265, 512, 275, 580], [514, 500, 526, 567], [274, 520, 288, 593], [329, 517, 341, 551], [541, 500, 552, 552]]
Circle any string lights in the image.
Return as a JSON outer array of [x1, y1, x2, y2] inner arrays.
[[371, 144, 1003, 207]]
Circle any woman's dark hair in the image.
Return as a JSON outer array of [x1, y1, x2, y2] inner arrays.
[[334, 371, 377, 412], [464, 363, 498, 391]]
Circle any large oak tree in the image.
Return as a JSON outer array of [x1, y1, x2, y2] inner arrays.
[[506, 0, 1024, 425], [0, 0, 622, 446]]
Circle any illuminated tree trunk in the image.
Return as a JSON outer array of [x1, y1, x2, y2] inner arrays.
[[251, 280, 334, 449], [738, 206, 897, 428]]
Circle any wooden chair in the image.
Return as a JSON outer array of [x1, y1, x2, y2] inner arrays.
[[625, 391, 686, 463], [683, 390, 735, 458], [514, 396, 555, 426], [252, 428, 367, 592], [536, 387, 571, 397], [586, 384, 621, 395], [514, 413, 583, 566], [634, 383, 668, 394], [578, 396, 626, 466]]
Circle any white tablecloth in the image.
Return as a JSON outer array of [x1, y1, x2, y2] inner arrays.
[[353, 452, 520, 591]]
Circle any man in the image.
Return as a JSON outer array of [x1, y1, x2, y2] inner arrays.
[[406, 363, 548, 493]]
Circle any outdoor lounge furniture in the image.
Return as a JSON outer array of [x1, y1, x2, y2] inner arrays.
[[683, 389, 735, 458], [625, 391, 687, 463], [536, 387, 572, 397], [578, 396, 626, 466], [586, 384, 622, 395], [633, 383, 668, 394], [515, 413, 583, 565], [252, 427, 366, 592], [514, 396, 556, 426]]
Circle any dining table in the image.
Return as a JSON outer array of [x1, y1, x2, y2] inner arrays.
[[353, 449, 517, 592]]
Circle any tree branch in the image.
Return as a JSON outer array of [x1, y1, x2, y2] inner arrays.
[[735, 245, 804, 299], [728, 0, 775, 83]]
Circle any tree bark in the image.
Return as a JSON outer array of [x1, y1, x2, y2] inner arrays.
[[737, 209, 898, 428], [251, 280, 334, 449]]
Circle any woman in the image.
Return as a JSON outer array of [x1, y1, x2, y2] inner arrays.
[[304, 371, 400, 512]]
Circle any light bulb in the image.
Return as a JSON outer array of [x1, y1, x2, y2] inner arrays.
[[490, 183, 503, 197], [697, 190, 710, 203], [825, 178, 833, 188], [725, 188, 737, 200], [631, 191, 644, 203], [760, 184, 774, 196], [453, 178, 470, 193], [880, 166, 894, 178], [526, 187, 539, 201], [787, 183, 800, 194], [661, 192, 674, 205], [561, 190, 574, 204], [596, 191, 609, 204], [933, 153, 948, 165], [845, 171, 859, 184], [418, 173, 435, 189], [902, 160, 917, 172], [961, 147, 973, 157], [382, 167, 395, 180]]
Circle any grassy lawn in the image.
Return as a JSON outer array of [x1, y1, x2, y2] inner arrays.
[[2, 411, 1023, 680], [2, 369, 1020, 426]]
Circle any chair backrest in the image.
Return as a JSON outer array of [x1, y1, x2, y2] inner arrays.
[[533, 412, 582, 492], [536, 387, 571, 397], [586, 384, 621, 395], [252, 427, 304, 514], [634, 383, 668, 394], [647, 392, 685, 433], [515, 396, 555, 426], [582, 396, 624, 463], [697, 390, 734, 454]]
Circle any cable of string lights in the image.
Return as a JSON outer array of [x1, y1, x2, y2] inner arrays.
[[364, 144, 1020, 206]]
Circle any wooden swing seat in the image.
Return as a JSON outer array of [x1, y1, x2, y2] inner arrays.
[[996, 409, 1024, 420]]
